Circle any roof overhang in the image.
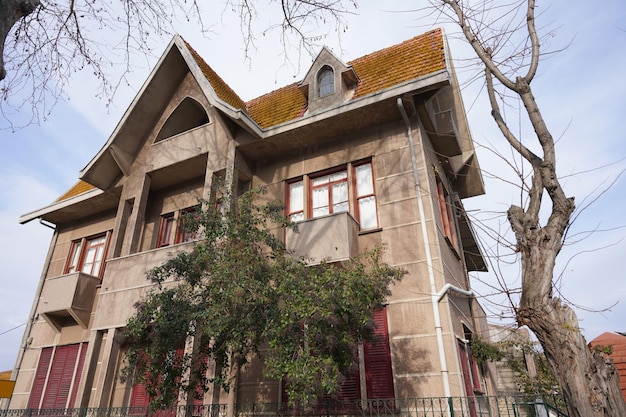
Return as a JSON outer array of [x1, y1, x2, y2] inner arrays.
[[19, 187, 121, 225]]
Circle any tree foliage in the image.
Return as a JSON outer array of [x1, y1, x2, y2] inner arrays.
[[122, 187, 403, 409], [471, 337, 559, 397]]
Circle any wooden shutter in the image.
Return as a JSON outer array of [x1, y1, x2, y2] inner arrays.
[[68, 343, 88, 407], [41, 344, 80, 409], [363, 307, 394, 399], [27, 347, 53, 409], [130, 382, 151, 408]]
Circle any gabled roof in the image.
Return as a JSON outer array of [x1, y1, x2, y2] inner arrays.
[[23, 28, 451, 221]]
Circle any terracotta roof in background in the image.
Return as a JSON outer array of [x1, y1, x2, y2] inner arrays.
[[55, 180, 96, 202], [590, 332, 626, 402], [0, 370, 11, 380]]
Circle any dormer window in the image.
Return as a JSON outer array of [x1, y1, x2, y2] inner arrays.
[[317, 65, 335, 98]]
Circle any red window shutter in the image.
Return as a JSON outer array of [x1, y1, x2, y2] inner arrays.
[[336, 366, 361, 400], [364, 307, 394, 399], [130, 382, 151, 408], [28, 347, 53, 409], [68, 343, 88, 408], [42, 344, 80, 409]]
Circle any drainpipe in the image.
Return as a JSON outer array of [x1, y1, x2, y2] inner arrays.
[[397, 98, 477, 401], [3, 221, 58, 410], [397, 98, 453, 398]]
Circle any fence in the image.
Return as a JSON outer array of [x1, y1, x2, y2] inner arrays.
[[0, 396, 568, 417]]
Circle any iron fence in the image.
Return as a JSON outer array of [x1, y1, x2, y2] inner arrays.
[[0, 396, 567, 417]]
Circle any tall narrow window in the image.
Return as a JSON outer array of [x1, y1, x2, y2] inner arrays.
[[436, 177, 458, 248], [311, 169, 348, 218], [158, 213, 175, 247], [65, 233, 109, 277], [176, 207, 199, 244], [317, 66, 335, 98], [354, 162, 378, 230], [287, 180, 304, 221]]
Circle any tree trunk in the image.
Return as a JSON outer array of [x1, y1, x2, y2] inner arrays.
[[0, 0, 39, 80], [511, 201, 626, 417]]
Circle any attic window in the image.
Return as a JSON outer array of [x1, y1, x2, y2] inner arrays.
[[317, 65, 335, 98], [155, 97, 209, 143]]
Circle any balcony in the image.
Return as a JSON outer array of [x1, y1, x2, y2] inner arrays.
[[39, 272, 101, 330], [285, 212, 359, 264], [92, 242, 195, 329]]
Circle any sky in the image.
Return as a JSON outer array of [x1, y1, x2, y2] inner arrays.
[[1, 0, 625, 372]]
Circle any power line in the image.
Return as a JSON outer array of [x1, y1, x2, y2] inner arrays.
[[0, 323, 26, 337]]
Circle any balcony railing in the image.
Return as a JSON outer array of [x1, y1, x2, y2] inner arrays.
[[0, 396, 568, 417]]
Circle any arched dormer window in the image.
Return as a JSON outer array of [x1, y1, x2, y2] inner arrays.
[[317, 65, 335, 98], [155, 97, 209, 143]]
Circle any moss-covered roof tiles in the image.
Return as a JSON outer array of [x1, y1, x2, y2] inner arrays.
[[188, 28, 446, 130], [349, 28, 445, 98], [55, 180, 95, 202]]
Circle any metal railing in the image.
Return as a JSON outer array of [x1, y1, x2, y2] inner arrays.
[[0, 396, 568, 417]]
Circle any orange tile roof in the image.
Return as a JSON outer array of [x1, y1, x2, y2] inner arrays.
[[189, 28, 446, 129], [348, 28, 446, 98], [246, 83, 308, 129], [184, 41, 248, 112], [55, 180, 95, 202]]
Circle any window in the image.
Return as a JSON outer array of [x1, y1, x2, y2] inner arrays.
[[287, 180, 304, 222], [157, 207, 199, 248], [436, 177, 458, 248], [175, 207, 199, 244], [65, 233, 109, 277], [286, 161, 378, 230], [317, 65, 335, 97], [282, 307, 393, 403], [311, 169, 348, 217], [27, 343, 88, 409]]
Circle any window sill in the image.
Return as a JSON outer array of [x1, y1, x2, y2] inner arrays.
[[444, 235, 462, 260], [359, 227, 382, 236]]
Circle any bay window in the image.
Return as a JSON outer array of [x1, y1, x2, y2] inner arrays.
[[287, 160, 378, 230], [65, 233, 109, 277]]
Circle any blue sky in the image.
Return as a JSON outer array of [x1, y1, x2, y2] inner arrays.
[[1, 0, 625, 372]]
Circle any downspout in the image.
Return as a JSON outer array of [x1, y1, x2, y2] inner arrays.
[[3, 220, 57, 410], [397, 98, 452, 398]]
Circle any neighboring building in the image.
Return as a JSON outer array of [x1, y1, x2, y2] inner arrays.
[[590, 332, 626, 402], [6, 29, 493, 410], [488, 324, 537, 395]]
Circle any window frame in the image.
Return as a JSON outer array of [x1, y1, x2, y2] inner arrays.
[[157, 206, 200, 248], [436, 176, 459, 249], [317, 65, 335, 98], [175, 206, 199, 244], [64, 232, 110, 278], [286, 160, 379, 231], [309, 167, 349, 218]]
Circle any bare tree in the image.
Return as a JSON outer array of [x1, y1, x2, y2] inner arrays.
[[0, 0, 354, 126], [430, 0, 626, 415]]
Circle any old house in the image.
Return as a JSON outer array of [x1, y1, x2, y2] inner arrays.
[[6, 28, 494, 410]]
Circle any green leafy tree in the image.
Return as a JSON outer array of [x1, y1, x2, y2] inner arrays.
[[122, 187, 403, 411]]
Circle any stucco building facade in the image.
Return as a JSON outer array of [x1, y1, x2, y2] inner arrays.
[[6, 29, 495, 410]]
